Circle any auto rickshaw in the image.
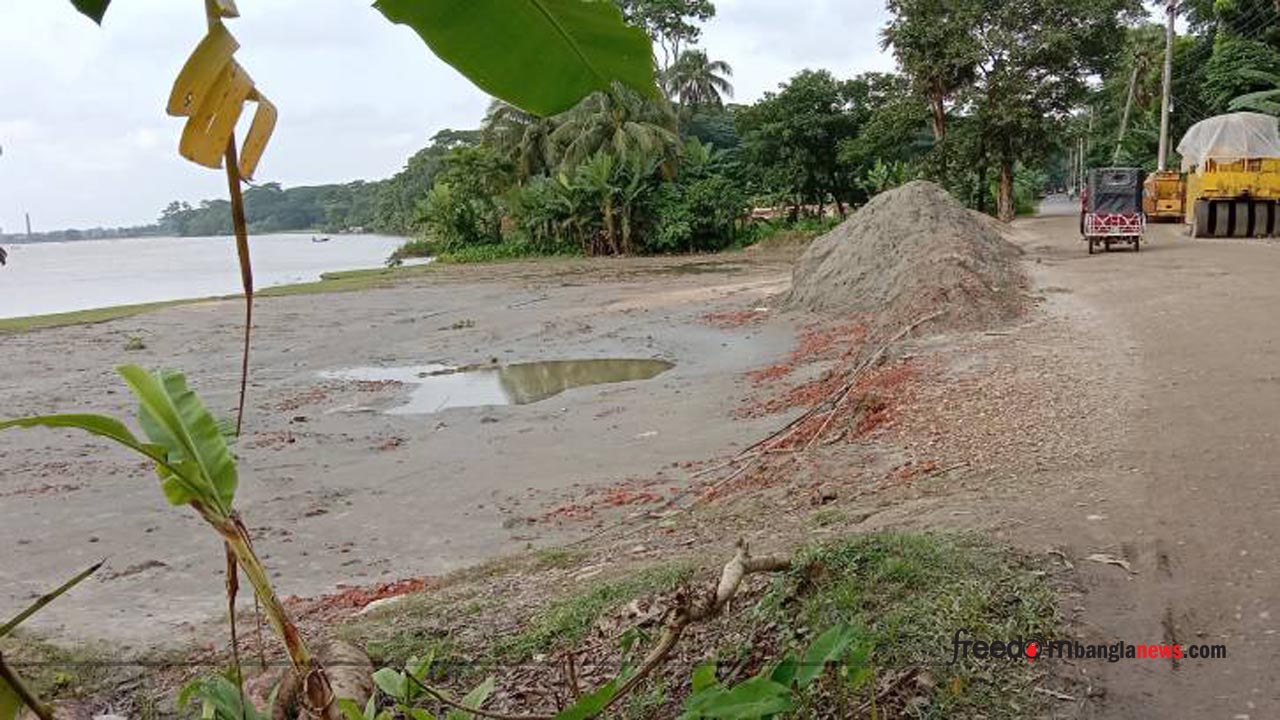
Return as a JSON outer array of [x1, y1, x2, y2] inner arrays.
[[1081, 167, 1146, 254]]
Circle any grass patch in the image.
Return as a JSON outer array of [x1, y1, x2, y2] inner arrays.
[[495, 562, 694, 661], [0, 633, 113, 701], [257, 263, 437, 297], [339, 534, 1058, 718], [752, 533, 1058, 718], [533, 547, 588, 570], [0, 299, 195, 334], [436, 241, 557, 265], [808, 508, 848, 528], [386, 238, 435, 265]]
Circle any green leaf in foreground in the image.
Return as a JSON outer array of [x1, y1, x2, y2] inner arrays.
[[374, 0, 658, 116], [69, 0, 111, 24], [550, 679, 618, 720], [177, 675, 268, 720], [795, 623, 859, 689], [0, 678, 22, 720], [681, 677, 794, 719], [445, 676, 495, 720]]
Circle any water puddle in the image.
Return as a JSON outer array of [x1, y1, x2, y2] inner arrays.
[[321, 358, 674, 414]]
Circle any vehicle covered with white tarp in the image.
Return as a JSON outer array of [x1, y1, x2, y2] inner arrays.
[[1177, 112, 1280, 237]]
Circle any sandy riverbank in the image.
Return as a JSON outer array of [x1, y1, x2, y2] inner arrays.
[[0, 250, 802, 649]]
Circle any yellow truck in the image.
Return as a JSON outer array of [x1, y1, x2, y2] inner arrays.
[[1142, 170, 1185, 222], [1178, 112, 1280, 238]]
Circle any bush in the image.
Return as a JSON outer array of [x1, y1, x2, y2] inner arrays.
[[385, 238, 435, 266], [649, 174, 748, 253], [435, 240, 570, 264]]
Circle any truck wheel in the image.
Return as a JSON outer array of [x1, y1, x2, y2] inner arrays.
[[1193, 200, 1211, 238], [1234, 201, 1250, 238], [1262, 202, 1277, 237], [1104, 240, 1112, 252], [1210, 201, 1229, 238], [1087, 239, 1095, 255]]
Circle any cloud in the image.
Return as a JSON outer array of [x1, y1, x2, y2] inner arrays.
[[0, 0, 897, 231]]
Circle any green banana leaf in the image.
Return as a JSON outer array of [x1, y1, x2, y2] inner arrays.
[[119, 366, 238, 513], [375, 0, 658, 116], [0, 366, 235, 513]]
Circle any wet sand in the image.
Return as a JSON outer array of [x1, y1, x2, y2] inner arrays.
[[0, 252, 797, 649]]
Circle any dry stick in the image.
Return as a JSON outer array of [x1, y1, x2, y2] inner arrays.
[[225, 545, 248, 720], [601, 542, 792, 714], [800, 310, 944, 453], [0, 653, 53, 720], [225, 137, 254, 438], [563, 653, 581, 701]]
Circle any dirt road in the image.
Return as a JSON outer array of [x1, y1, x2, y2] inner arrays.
[[1014, 197, 1280, 717]]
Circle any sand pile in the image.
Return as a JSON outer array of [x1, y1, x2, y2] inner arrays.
[[783, 181, 1025, 333]]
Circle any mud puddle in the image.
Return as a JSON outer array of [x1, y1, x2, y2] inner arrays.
[[322, 358, 674, 414]]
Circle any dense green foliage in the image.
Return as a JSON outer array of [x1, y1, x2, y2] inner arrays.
[[1079, 0, 1280, 173], [62, 0, 1199, 254]]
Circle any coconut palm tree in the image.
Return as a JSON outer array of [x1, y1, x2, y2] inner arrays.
[[664, 50, 734, 107], [482, 100, 559, 182], [550, 83, 680, 171]]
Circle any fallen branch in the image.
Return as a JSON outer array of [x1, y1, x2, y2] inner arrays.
[[405, 541, 793, 720]]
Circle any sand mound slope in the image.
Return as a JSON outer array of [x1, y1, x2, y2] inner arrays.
[[783, 181, 1025, 333]]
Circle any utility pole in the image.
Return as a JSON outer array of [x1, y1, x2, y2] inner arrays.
[[1078, 136, 1086, 195], [1114, 61, 1140, 164], [1157, 0, 1177, 172], [1067, 145, 1076, 196], [24, 212, 31, 237]]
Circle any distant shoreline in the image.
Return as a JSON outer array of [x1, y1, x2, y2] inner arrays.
[[0, 229, 363, 245], [0, 260, 434, 334]]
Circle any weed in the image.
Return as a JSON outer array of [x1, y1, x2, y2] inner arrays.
[[809, 508, 847, 528], [0, 633, 111, 701], [533, 547, 587, 569], [385, 238, 435, 266], [496, 562, 695, 661], [124, 335, 147, 351], [754, 533, 1058, 719], [436, 241, 546, 264]]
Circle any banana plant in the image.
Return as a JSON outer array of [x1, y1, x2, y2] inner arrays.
[[0, 366, 339, 720]]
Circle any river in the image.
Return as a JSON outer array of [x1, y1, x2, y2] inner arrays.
[[0, 233, 407, 319]]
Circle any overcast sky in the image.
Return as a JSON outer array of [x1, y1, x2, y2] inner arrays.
[[0, 0, 894, 232]]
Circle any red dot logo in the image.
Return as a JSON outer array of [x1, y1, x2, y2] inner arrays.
[[1027, 642, 1039, 662]]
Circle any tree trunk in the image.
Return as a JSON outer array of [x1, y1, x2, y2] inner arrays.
[[997, 151, 1015, 222], [603, 199, 619, 255], [929, 80, 947, 140]]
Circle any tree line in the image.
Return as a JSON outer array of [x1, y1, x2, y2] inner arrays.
[[1076, 0, 1280, 171], [90, 0, 1202, 252]]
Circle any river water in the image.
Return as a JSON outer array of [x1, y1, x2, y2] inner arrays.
[[0, 233, 407, 319]]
